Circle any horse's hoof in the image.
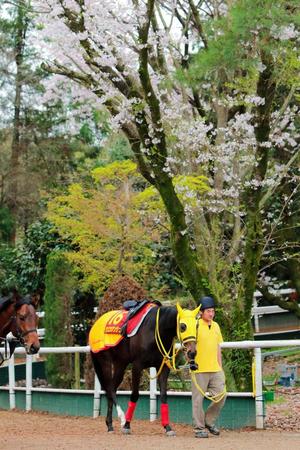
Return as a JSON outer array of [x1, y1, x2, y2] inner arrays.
[[165, 430, 176, 437], [122, 427, 131, 435]]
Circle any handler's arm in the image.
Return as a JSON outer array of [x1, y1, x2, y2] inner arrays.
[[217, 345, 222, 369]]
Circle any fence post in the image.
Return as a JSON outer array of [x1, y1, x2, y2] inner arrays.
[[254, 347, 264, 429], [93, 372, 101, 418], [149, 367, 157, 421], [74, 349, 80, 389], [8, 353, 15, 409], [253, 298, 260, 333], [26, 354, 33, 411]]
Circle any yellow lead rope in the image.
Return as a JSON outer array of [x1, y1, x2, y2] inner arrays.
[[190, 316, 226, 402], [146, 308, 181, 380], [155, 308, 181, 370], [191, 371, 227, 403]]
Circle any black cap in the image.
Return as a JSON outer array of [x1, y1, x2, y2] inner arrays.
[[199, 296, 215, 311]]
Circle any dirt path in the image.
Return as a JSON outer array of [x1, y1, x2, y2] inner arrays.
[[265, 387, 300, 431], [1, 410, 299, 450]]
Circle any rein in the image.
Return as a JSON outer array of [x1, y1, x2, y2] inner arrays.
[[191, 371, 227, 403], [149, 308, 182, 379], [190, 318, 227, 402], [153, 308, 227, 402]]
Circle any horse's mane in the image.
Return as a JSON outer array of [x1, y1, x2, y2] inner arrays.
[[146, 304, 177, 332], [0, 295, 13, 313], [0, 293, 34, 313]]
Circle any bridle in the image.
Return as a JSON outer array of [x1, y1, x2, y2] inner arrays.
[[10, 297, 38, 344], [153, 307, 199, 374], [0, 297, 37, 365]]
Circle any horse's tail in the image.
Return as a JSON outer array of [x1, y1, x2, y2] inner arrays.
[[90, 351, 108, 391]]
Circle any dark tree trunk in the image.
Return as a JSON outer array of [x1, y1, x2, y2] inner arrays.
[[243, 54, 276, 316], [7, 2, 27, 243]]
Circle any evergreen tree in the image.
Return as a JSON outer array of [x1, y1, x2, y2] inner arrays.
[[44, 251, 75, 388]]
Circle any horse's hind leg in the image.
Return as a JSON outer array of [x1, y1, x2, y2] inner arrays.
[[123, 363, 142, 434], [92, 352, 123, 433], [94, 358, 115, 432], [111, 361, 128, 429], [106, 396, 114, 432], [106, 382, 125, 432], [158, 366, 175, 436]]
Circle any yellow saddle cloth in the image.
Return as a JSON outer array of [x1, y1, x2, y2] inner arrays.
[[89, 310, 126, 353], [89, 303, 155, 353]]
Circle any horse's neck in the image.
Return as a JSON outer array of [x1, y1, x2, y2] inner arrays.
[[0, 304, 14, 337], [158, 307, 177, 337]]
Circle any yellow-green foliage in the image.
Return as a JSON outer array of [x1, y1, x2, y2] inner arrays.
[[174, 175, 209, 206], [91, 160, 138, 184], [225, 66, 259, 102], [277, 48, 300, 89], [46, 161, 157, 294], [134, 186, 163, 211], [135, 174, 209, 212], [46, 161, 209, 294]]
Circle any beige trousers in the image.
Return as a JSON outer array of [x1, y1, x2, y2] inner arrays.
[[191, 370, 227, 429]]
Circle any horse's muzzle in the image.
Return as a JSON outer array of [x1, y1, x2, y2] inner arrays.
[[189, 360, 198, 371], [185, 346, 198, 371], [26, 342, 40, 354], [187, 350, 198, 371]]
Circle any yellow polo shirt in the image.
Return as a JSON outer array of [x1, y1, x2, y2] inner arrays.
[[194, 319, 223, 372]]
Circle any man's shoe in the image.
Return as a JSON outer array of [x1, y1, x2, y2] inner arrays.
[[206, 424, 220, 436], [195, 429, 208, 438]]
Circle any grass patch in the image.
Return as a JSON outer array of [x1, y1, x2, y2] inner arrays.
[[262, 348, 300, 358], [272, 395, 285, 405], [263, 373, 278, 385], [286, 355, 300, 363]]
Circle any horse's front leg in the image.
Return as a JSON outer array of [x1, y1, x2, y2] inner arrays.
[[123, 363, 142, 434], [158, 365, 175, 436]]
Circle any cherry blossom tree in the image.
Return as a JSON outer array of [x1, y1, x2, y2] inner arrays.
[[32, 0, 300, 387]]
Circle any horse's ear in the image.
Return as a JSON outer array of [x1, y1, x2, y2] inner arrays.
[[192, 305, 201, 317], [11, 289, 21, 303], [176, 302, 184, 316], [30, 293, 40, 307]]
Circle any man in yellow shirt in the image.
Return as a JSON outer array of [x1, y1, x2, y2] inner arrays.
[[191, 296, 226, 438]]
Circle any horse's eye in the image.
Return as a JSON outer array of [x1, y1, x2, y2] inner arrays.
[[19, 315, 26, 321], [180, 323, 187, 332]]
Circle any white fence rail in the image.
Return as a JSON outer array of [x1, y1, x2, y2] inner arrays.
[[251, 288, 298, 334], [1, 340, 300, 429]]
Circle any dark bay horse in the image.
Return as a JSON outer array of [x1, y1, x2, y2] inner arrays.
[[0, 292, 40, 363], [90, 302, 200, 436]]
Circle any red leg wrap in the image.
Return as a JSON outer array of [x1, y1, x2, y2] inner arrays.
[[125, 401, 136, 422], [161, 403, 169, 427]]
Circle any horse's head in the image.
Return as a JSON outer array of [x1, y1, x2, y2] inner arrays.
[[176, 303, 200, 371], [13, 294, 40, 355]]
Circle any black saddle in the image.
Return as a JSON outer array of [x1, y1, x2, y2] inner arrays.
[[120, 299, 150, 336], [123, 299, 139, 311]]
